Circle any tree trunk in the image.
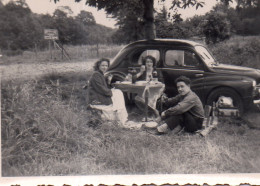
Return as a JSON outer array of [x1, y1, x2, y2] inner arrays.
[[143, 0, 156, 40]]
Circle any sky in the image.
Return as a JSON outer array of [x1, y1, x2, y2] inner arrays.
[[2, 0, 221, 28]]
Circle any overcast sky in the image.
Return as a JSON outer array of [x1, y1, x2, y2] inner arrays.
[[2, 0, 222, 28]]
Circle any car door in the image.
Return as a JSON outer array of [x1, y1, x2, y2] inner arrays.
[[160, 48, 205, 99]]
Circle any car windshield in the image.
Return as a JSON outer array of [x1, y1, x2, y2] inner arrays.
[[195, 46, 217, 66]]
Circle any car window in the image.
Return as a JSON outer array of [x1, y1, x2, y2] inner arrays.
[[195, 45, 216, 66], [165, 50, 184, 66], [165, 50, 200, 67], [132, 49, 160, 66]]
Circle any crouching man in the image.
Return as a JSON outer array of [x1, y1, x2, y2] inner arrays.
[[157, 76, 204, 134]]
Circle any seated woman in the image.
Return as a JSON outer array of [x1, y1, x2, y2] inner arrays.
[[88, 58, 128, 126], [134, 55, 158, 82], [133, 55, 164, 120]]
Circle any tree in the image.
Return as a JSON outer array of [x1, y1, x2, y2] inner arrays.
[[113, 1, 145, 43], [214, 1, 260, 35], [54, 0, 205, 40], [76, 10, 96, 25], [202, 11, 231, 44], [0, 1, 42, 50], [155, 6, 172, 38]]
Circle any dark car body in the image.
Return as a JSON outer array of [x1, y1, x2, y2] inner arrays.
[[106, 39, 260, 112]]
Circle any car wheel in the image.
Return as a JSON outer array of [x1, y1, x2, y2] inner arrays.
[[206, 87, 244, 114]]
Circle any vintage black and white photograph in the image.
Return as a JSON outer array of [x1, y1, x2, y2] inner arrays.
[[1, 0, 260, 184]]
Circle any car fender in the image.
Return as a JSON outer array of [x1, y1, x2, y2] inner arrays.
[[203, 75, 255, 100]]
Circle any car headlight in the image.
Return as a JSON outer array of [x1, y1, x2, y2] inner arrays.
[[252, 80, 256, 87]]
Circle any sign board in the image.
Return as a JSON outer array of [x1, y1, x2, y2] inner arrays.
[[44, 29, 59, 40]]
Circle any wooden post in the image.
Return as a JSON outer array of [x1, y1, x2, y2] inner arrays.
[[61, 43, 64, 60], [34, 43, 37, 58], [49, 40, 52, 59]]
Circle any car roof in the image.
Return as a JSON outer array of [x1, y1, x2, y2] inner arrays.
[[126, 38, 204, 48]]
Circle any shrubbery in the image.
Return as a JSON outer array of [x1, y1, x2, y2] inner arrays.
[[209, 36, 260, 68]]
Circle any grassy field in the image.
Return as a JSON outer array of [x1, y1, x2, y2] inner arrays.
[[1, 71, 260, 176], [1, 36, 260, 176], [1, 44, 123, 65]]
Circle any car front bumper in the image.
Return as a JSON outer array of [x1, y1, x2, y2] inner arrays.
[[252, 86, 260, 110], [253, 99, 260, 109]]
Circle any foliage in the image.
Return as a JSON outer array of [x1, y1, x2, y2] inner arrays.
[[76, 10, 96, 25], [57, 0, 205, 40], [209, 35, 260, 68], [201, 11, 231, 44], [158, 1, 260, 42], [0, 1, 114, 53], [212, 2, 260, 36], [0, 1, 41, 50], [154, 6, 196, 39]]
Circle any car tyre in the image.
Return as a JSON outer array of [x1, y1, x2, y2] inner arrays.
[[206, 87, 244, 115]]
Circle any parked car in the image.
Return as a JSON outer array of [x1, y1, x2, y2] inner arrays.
[[106, 39, 260, 114]]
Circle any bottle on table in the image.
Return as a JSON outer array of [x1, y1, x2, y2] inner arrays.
[[152, 70, 158, 82], [131, 68, 137, 84]]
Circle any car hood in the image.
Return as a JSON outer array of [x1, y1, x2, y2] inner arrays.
[[212, 64, 260, 82]]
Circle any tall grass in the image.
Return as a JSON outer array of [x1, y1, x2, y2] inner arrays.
[[2, 71, 260, 176], [1, 44, 122, 65]]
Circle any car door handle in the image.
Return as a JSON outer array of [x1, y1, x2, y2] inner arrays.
[[195, 73, 204, 77]]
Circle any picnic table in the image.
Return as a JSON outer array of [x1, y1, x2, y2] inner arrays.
[[113, 80, 165, 121]]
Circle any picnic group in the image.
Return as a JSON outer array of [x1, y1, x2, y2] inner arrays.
[[87, 57, 205, 135]]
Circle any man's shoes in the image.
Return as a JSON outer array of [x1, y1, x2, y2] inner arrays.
[[146, 128, 165, 135], [154, 116, 162, 124], [171, 125, 183, 134], [157, 123, 169, 134]]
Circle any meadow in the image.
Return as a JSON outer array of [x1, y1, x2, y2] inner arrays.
[[1, 44, 123, 65], [1, 36, 260, 176]]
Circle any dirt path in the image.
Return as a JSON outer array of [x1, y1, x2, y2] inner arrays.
[[1, 60, 96, 81]]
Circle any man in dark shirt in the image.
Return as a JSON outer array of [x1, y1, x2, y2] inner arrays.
[[156, 76, 204, 134]]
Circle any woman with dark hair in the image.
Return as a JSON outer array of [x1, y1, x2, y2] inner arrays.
[[135, 55, 157, 81], [132, 55, 164, 120], [89, 58, 112, 105], [88, 58, 128, 125]]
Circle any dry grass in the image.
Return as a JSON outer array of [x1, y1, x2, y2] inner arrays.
[[1, 71, 260, 176], [1, 44, 122, 65]]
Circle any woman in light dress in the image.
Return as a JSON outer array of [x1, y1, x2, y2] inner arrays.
[[88, 58, 128, 126]]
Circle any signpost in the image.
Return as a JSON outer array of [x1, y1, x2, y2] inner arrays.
[[44, 29, 58, 59], [44, 29, 59, 40], [44, 29, 70, 61]]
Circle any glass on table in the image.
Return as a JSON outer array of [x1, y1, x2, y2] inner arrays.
[[152, 78, 158, 82]]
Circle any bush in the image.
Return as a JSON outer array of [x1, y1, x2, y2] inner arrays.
[[209, 36, 260, 68], [202, 12, 231, 44]]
